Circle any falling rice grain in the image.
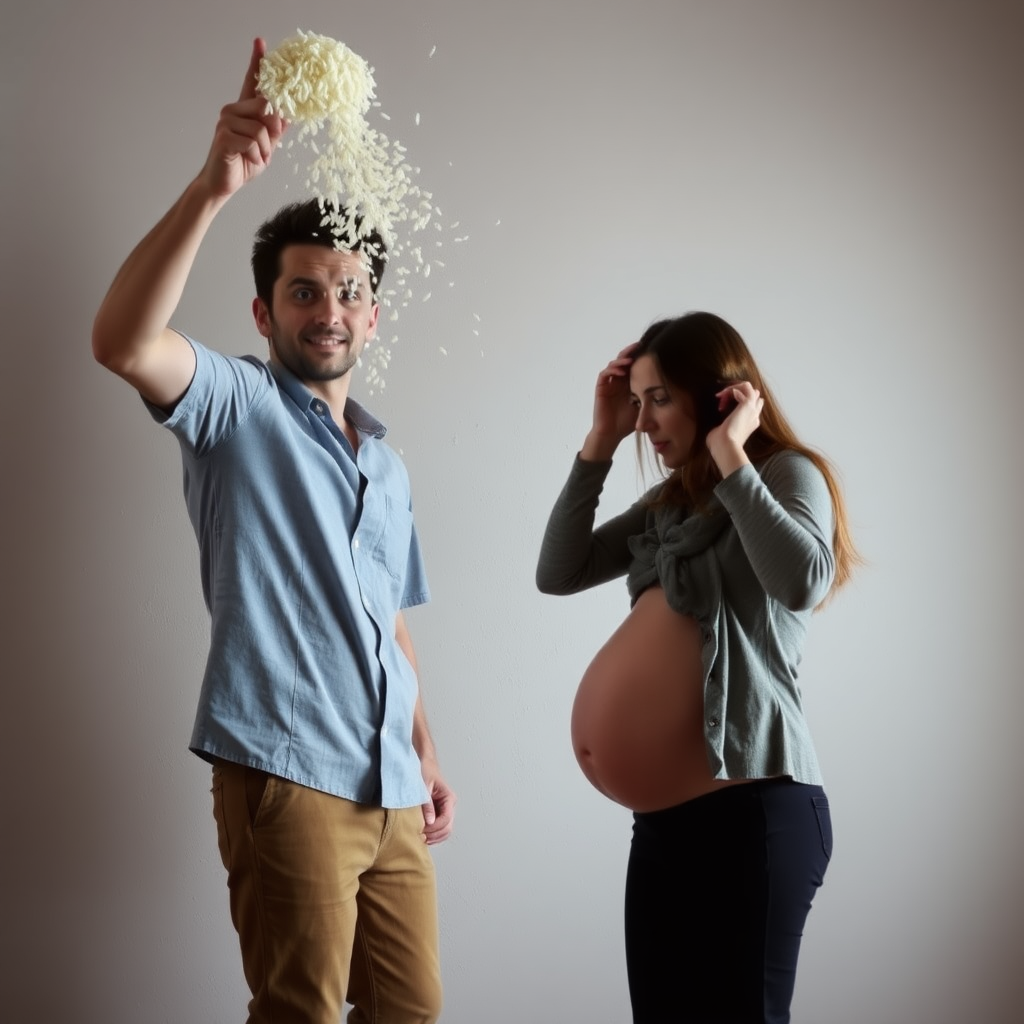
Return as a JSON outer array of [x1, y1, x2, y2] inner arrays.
[[257, 29, 461, 392]]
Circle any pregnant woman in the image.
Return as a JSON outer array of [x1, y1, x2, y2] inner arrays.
[[536, 312, 859, 1024]]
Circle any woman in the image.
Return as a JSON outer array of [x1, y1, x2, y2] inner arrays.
[[536, 312, 859, 1024]]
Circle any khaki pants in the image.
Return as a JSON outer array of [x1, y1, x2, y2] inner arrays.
[[211, 760, 442, 1024]]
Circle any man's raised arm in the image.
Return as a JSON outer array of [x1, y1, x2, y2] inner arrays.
[[92, 38, 285, 410]]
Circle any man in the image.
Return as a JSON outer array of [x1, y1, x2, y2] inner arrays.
[[92, 38, 454, 1024]]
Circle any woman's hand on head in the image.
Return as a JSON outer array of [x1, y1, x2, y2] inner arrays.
[[705, 381, 764, 477], [581, 344, 640, 461]]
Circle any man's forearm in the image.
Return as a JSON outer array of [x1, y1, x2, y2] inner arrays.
[[412, 693, 438, 763], [92, 177, 225, 375], [93, 39, 282, 407], [395, 612, 438, 762]]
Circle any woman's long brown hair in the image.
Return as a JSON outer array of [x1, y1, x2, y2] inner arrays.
[[634, 312, 862, 603]]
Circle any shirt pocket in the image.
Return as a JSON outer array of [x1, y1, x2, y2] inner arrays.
[[371, 494, 414, 582]]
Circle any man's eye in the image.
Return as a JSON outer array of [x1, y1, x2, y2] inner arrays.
[[338, 287, 360, 302], [294, 288, 314, 301]]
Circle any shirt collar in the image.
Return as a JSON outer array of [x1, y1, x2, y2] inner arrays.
[[269, 358, 387, 440]]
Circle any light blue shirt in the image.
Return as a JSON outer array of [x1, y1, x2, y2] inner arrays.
[[147, 336, 430, 808]]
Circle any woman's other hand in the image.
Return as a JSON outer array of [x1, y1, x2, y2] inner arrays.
[[706, 381, 764, 477]]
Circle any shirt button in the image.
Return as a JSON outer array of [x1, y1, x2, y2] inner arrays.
[[313, 402, 324, 415], [353, 539, 360, 549], [708, 717, 720, 729]]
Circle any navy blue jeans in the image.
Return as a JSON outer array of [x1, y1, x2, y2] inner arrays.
[[625, 779, 832, 1024]]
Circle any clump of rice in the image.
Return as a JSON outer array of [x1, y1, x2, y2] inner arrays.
[[258, 30, 446, 394], [257, 30, 374, 122]]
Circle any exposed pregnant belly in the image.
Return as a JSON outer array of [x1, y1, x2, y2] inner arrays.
[[571, 586, 746, 812]]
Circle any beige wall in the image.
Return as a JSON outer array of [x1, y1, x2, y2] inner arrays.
[[3, 1, 1023, 1020]]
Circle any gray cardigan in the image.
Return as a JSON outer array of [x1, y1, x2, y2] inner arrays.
[[536, 450, 836, 784]]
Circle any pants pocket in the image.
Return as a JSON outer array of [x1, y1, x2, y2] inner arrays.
[[244, 766, 272, 826], [211, 764, 233, 870], [811, 794, 833, 861]]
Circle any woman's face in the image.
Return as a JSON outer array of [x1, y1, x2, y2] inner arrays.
[[629, 355, 698, 469]]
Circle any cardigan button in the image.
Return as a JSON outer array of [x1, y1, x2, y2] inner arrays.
[[708, 717, 720, 729]]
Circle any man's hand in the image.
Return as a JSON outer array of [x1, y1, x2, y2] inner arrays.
[[198, 38, 286, 202], [420, 757, 456, 845]]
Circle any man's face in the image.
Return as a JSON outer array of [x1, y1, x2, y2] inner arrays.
[[253, 244, 380, 387]]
